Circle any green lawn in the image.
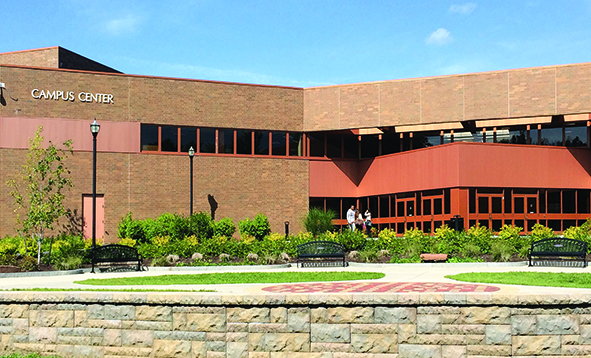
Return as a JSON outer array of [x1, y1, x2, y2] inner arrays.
[[2, 288, 214, 292], [447, 271, 591, 289], [75, 271, 385, 286]]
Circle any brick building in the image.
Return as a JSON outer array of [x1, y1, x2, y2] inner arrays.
[[1, 46, 591, 242]]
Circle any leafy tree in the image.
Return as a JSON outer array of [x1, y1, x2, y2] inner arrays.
[[6, 126, 74, 264]]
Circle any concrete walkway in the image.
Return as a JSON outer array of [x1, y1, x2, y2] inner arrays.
[[0, 261, 589, 295]]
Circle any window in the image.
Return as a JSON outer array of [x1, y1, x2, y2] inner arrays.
[[180, 127, 197, 152], [161, 126, 178, 152], [237, 130, 252, 154], [141, 125, 158, 151], [289, 133, 303, 156], [413, 132, 441, 149], [308, 133, 325, 157], [200, 128, 216, 153], [271, 132, 287, 156], [254, 131, 269, 155], [326, 134, 342, 158], [381, 133, 400, 155], [565, 124, 587, 147], [540, 126, 563, 146], [360, 135, 379, 158], [343, 135, 358, 158], [218, 129, 234, 154], [497, 126, 527, 144]]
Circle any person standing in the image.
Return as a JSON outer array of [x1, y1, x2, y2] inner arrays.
[[364, 209, 372, 236], [346, 205, 356, 231]]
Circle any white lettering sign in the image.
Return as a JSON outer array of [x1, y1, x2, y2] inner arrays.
[[31, 89, 113, 104]]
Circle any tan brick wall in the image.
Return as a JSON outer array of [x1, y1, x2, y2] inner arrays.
[[304, 63, 591, 131], [0, 48, 60, 68]]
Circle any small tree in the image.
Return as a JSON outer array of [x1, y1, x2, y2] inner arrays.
[[303, 208, 335, 236], [6, 126, 74, 264]]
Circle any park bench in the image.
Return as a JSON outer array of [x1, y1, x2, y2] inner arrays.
[[528, 237, 588, 267], [297, 241, 346, 268], [91, 244, 144, 272]]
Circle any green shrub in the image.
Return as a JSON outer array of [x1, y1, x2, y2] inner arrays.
[[359, 250, 378, 263], [465, 224, 493, 254], [239, 213, 271, 241], [335, 229, 366, 251], [43, 234, 86, 265], [436, 225, 465, 255], [529, 223, 554, 241], [303, 208, 335, 236], [189, 212, 214, 239], [151, 256, 170, 267], [564, 219, 591, 252], [214, 218, 236, 238], [461, 243, 482, 259], [490, 241, 516, 262], [54, 256, 83, 270], [376, 228, 405, 253], [0, 254, 16, 266], [405, 228, 437, 253], [497, 224, 521, 242], [19, 256, 38, 271]]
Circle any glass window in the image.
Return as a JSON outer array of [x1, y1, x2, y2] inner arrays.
[[288, 133, 303, 156], [423, 199, 432, 215], [360, 135, 380, 158], [547, 190, 561, 213], [236, 130, 252, 154], [563, 190, 576, 213], [514, 197, 524, 214], [530, 128, 539, 145], [577, 189, 590, 214], [453, 131, 478, 143], [271, 132, 286, 156], [181, 127, 197, 153], [200, 128, 216, 153], [565, 124, 587, 147], [382, 133, 400, 155], [397, 202, 404, 217], [540, 126, 563, 146], [141, 124, 159, 151], [326, 134, 342, 158], [497, 126, 527, 144], [433, 198, 442, 215], [443, 133, 453, 144], [161, 126, 178, 152], [254, 131, 269, 155], [413, 132, 440, 149], [308, 133, 325, 157], [326, 198, 340, 218], [504, 189, 512, 214], [527, 197, 537, 214], [492, 197, 502, 213], [478, 197, 489, 214], [343, 135, 358, 158], [309, 198, 324, 210], [218, 129, 234, 154], [379, 196, 389, 218]]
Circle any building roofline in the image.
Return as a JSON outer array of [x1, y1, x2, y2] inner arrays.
[[0, 63, 304, 90], [0, 46, 59, 56]]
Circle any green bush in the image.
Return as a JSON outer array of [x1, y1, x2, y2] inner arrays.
[[564, 219, 591, 252], [214, 218, 236, 238], [529, 223, 554, 241], [375, 228, 405, 253], [303, 208, 335, 236], [54, 256, 83, 270], [490, 241, 516, 262], [334, 229, 366, 251], [436, 225, 465, 255], [239, 213, 271, 241], [19, 256, 38, 271], [0, 254, 16, 266], [465, 224, 493, 254], [189, 212, 214, 239], [43, 234, 86, 265]]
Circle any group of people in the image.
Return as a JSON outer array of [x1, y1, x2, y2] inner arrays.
[[346, 205, 372, 236]]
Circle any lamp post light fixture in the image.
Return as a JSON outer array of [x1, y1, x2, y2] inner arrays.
[[90, 119, 100, 273], [188, 146, 195, 216]]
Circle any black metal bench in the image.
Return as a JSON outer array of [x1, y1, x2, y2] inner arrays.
[[528, 238, 588, 267], [91, 244, 144, 272], [297, 241, 346, 267]]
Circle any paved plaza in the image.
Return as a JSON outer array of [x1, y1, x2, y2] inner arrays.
[[0, 261, 588, 295]]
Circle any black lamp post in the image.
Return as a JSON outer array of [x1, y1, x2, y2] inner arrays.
[[90, 119, 100, 273], [188, 146, 195, 216]]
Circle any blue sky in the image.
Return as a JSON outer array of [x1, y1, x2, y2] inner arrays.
[[3, 1, 591, 87]]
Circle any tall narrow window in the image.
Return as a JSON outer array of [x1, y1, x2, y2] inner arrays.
[[308, 133, 325, 157], [289, 133, 303, 156], [180, 127, 197, 152], [271, 132, 287, 156], [326, 134, 342, 158], [161, 126, 178, 152], [237, 130, 252, 154], [141, 125, 159, 151], [254, 131, 269, 155], [200, 128, 216, 153], [218, 129, 234, 154]]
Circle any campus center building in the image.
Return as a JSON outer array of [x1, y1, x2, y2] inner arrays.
[[1, 46, 591, 242]]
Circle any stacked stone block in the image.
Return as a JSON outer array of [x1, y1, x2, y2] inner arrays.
[[1, 292, 591, 357]]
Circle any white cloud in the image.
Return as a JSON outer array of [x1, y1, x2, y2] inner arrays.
[[449, 3, 477, 14], [103, 14, 142, 35], [426, 28, 453, 45]]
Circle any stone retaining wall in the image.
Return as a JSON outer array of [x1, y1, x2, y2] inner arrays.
[[1, 291, 591, 357]]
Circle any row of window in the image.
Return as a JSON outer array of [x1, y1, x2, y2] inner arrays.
[[141, 125, 304, 156], [310, 187, 591, 234], [308, 122, 588, 159], [140, 122, 588, 159]]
